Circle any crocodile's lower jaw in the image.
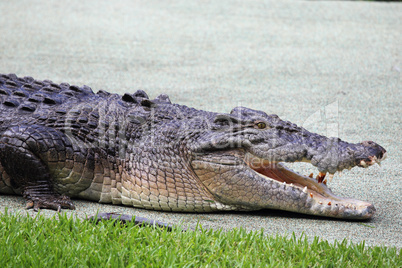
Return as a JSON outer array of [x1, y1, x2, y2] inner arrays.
[[245, 154, 376, 219]]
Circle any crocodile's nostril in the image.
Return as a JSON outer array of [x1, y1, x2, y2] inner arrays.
[[360, 140, 387, 160], [376, 146, 387, 160]]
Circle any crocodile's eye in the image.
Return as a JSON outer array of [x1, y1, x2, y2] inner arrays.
[[256, 121, 266, 129]]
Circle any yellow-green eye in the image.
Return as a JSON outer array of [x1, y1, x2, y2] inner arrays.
[[256, 122, 266, 129]]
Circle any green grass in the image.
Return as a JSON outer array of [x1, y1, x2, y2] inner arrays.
[[0, 210, 400, 267]]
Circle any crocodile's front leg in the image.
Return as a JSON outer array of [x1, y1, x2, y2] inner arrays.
[[0, 125, 76, 211]]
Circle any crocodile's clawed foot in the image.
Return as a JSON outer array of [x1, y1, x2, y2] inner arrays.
[[25, 196, 76, 212]]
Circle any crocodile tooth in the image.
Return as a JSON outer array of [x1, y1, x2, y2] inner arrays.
[[327, 173, 334, 183], [290, 183, 293, 187], [303, 186, 308, 193], [316, 172, 326, 183], [309, 173, 314, 178], [377, 162, 381, 167], [368, 155, 378, 165]]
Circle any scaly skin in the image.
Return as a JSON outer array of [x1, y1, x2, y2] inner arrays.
[[0, 74, 386, 219]]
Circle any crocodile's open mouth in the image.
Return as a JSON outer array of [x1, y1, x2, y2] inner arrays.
[[243, 152, 385, 219], [192, 148, 385, 219]]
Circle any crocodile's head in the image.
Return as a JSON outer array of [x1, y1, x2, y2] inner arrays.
[[190, 107, 386, 219]]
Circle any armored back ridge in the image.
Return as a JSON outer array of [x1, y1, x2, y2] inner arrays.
[[0, 74, 387, 219]]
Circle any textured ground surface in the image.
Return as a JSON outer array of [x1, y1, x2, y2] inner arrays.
[[0, 0, 401, 248]]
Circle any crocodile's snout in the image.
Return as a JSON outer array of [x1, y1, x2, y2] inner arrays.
[[357, 140, 387, 168]]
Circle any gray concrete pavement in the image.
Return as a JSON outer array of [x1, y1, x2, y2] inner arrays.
[[0, 0, 401, 248]]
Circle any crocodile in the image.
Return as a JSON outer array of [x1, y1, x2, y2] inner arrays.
[[0, 73, 386, 219]]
